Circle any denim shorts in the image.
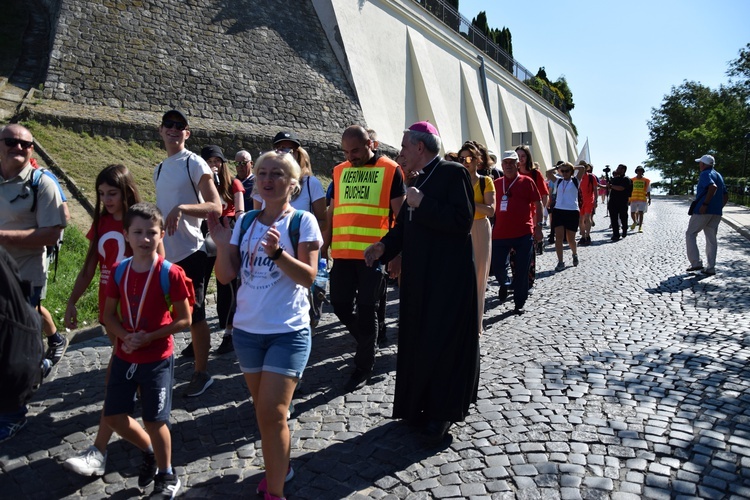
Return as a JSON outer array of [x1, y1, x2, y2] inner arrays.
[[233, 327, 311, 379], [104, 355, 174, 422]]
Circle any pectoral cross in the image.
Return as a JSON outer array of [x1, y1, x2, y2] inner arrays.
[[407, 205, 414, 221]]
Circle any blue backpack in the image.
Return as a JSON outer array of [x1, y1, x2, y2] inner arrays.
[[113, 258, 195, 317], [238, 209, 305, 257]]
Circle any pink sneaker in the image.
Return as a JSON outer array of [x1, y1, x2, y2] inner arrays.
[[265, 492, 286, 500], [256, 466, 294, 495]]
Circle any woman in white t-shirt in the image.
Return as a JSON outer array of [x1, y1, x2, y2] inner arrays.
[[208, 151, 322, 500]]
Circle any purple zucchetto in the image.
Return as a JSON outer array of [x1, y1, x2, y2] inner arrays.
[[408, 121, 440, 137]]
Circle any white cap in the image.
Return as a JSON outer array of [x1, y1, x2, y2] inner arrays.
[[695, 154, 714, 166], [501, 150, 519, 161]]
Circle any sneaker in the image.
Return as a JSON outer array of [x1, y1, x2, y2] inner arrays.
[[264, 493, 287, 500], [180, 342, 194, 358], [0, 416, 27, 443], [138, 451, 157, 487], [630, 222, 637, 230], [41, 358, 52, 379], [63, 445, 107, 476], [215, 335, 234, 354], [686, 265, 704, 272], [555, 261, 565, 272], [257, 466, 295, 495], [572, 254, 579, 267], [150, 472, 181, 499], [45, 337, 68, 366], [702, 268, 716, 276], [183, 371, 214, 397], [638, 226, 643, 233]]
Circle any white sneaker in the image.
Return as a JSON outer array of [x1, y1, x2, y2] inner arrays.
[[63, 445, 107, 476]]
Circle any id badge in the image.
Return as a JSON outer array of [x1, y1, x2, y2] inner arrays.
[[500, 199, 508, 212]]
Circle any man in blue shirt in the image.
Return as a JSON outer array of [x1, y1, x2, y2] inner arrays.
[[686, 154, 728, 276]]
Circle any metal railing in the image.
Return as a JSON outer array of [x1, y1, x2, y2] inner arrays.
[[411, 0, 568, 114]]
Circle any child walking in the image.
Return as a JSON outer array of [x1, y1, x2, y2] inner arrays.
[[63, 164, 140, 476], [102, 203, 192, 499]]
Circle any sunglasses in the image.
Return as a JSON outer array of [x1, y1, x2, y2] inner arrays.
[[3, 138, 33, 149], [458, 156, 474, 164], [162, 119, 187, 131], [235, 160, 251, 167], [560, 169, 572, 174]]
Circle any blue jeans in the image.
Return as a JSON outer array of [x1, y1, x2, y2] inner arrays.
[[492, 235, 533, 309]]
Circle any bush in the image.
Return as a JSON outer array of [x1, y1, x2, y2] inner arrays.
[[45, 225, 100, 331]]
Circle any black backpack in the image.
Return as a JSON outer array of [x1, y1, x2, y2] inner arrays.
[[0, 247, 44, 412]]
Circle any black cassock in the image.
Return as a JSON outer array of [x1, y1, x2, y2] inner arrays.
[[380, 157, 480, 423]]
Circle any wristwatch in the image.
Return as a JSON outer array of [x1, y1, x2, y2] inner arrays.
[[268, 247, 284, 261]]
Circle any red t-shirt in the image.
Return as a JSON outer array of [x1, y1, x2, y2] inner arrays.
[[580, 173, 598, 204], [105, 256, 190, 364], [492, 174, 541, 239], [86, 214, 131, 322], [221, 178, 246, 217]]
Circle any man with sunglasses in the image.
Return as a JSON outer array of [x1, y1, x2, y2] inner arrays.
[[0, 124, 68, 442], [155, 110, 222, 398], [234, 149, 255, 212]]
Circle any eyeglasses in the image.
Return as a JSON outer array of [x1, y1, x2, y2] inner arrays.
[[3, 138, 33, 149], [458, 156, 474, 164], [235, 160, 251, 167], [162, 120, 187, 131]]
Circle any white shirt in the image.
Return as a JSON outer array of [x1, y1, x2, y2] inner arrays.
[[230, 210, 322, 334], [555, 177, 579, 211], [153, 149, 212, 262]]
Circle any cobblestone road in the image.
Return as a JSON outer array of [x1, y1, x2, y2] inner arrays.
[[3, 197, 750, 499]]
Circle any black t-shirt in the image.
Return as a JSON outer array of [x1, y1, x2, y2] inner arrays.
[[608, 175, 632, 203]]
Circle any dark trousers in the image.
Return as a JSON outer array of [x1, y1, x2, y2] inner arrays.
[[330, 259, 385, 373], [491, 235, 533, 309], [608, 201, 629, 237]]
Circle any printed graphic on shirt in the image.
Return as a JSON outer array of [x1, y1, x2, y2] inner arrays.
[[340, 167, 385, 204]]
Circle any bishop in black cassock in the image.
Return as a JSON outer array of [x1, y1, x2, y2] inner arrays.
[[364, 122, 480, 444]]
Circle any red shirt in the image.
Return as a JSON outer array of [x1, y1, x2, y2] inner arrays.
[[221, 178, 246, 217], [492, 174, 541, 239], [86, 214, 131, 322], [105, 256, 190, 364]]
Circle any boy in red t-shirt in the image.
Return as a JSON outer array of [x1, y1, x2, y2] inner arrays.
[[102, 203, 191, 498]]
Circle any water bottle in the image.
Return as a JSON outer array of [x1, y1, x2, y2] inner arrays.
[[314, 258, 329, 291]]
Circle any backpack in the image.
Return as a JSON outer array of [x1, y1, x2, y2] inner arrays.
[[0, 247, 44, 412], [29, 168, 64, 281], [113, 258, 196, 318], [238, 209, 305, 258]]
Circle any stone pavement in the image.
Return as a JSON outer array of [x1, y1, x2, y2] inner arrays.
[[2, 197, 750, 499]]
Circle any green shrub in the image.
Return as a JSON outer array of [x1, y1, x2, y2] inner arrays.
[[45, 225, 100, 330]]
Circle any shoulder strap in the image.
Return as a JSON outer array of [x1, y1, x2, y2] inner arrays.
[[289, 210, 304, 258], [29, 169, 44, 212], [186, 157, 200, 201], [156, 162, 163, 181], [113, 257, 134, 287], [239, 209, 262, 243], [479, 176, 486, 196], [160, 260, 172, 298], [572, 177, 579, 188]]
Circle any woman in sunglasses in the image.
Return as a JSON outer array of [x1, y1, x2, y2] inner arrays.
[[551, 161, 584, 271], [457, 141, 495, 334]]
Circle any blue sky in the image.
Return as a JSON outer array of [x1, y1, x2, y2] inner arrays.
[[457, 0, 749, 182]]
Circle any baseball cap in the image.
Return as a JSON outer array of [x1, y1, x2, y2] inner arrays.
[[201, 145, 226, 162], [161, 109, 189, 127], [272, 131, 301, 148], [695, 154, 715, 166], [487, 150, 497, 161], [501, 150, 519, 161], [407, 121, 440, 136]]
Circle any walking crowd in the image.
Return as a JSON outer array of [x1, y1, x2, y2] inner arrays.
[[0, 113, 729, 499]]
